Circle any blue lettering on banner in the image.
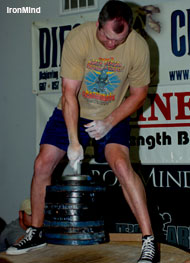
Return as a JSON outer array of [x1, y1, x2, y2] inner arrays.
[[39, 26, 71, 69], [169, 69, 190, 81], [37, 23, 80, 92], [171, 9, 190, 57], [52, 81, 59, 90], [39, 23, 80, 69], [39, 82, 46, 91]]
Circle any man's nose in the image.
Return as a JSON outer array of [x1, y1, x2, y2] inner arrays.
[[108, 39, 115, 44]]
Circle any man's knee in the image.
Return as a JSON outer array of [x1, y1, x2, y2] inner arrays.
[[114, 156, 132, 173], [34, 150, 56, 175]]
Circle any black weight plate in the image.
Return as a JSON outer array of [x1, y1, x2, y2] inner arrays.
[[44, 203, 88, 210], [44, 214, 103, 222], [45, 237, 107, 245], [45, 193, 100, 204], [45, 208, 98, 217], [45, 231, 106, 240], [46, 196, 95, 204], [47, 191, 96, 198], [46, 185, 106, 192], [43, 220, 105, 228], [44, 225, 105, 234]]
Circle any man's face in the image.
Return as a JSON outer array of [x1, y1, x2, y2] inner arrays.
[[96, 20, 129, 50]]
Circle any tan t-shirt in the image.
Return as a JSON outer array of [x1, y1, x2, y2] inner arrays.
[[59, 22, 150, 120]]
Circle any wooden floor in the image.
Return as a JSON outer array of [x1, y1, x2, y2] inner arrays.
[[0, 240, 189, 263]]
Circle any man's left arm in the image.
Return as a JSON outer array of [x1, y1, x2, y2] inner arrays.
[[85, 85, 148, 140], [107, 85, 148, 126]]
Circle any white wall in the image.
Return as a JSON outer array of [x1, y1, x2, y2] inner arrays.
[[0, 0, 63, 223]]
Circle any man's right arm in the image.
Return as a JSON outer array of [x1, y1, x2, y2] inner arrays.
[[61, 78, 84, 171]]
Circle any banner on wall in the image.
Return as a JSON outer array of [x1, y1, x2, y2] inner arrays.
[[32, 0, 190, 164], [81, 162, 190, 251], [32, 12, 98, 95], [32, 0, 190, 251], [32, 1, 190, 94]]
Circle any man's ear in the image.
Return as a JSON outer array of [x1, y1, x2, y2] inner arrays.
[[96, 21, 99, 28]]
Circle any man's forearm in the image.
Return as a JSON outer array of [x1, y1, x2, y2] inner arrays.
[[62, 95, 79, 144], [61, 78, 84, 169], [105, 86, 148, 127], [61, 78, 82, 145]]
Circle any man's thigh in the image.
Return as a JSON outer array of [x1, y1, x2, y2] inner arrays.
[[104, 143, 131, 165], [93, 117, 130, 163]]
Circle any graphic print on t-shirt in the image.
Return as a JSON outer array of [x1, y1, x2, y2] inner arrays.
[[82, 57, 122, 105]]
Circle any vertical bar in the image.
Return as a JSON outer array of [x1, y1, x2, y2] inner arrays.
[[77, 0, 79, 10], [69, 0, 71, 10]]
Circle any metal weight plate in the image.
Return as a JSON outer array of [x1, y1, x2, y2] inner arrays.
[[45, 194, 97, 204], [43, 220, 105, 228], [46, 185, 106, 193], [44, 214, 103, 222], [46, 191, 95, 198], [45, 231, 106, 240], [61, 175, 92, 181], [44, 207, 104, 221], [44, 225, 105, 234], [44, 231, 108, 245], [47, 197, 90, 204], [45, 237, 107, 245], [45, 203, 88, 210], [44, 178, 107, 245], [45, 207, 98, 217], [45, 208, 85, 216]]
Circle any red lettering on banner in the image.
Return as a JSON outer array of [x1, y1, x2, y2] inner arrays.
[[175, 92, 190, 119], [148, 93, 172, 121], [130, 92, 190, 127]]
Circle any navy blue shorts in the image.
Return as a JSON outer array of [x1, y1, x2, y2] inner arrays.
[[40, 108, 130, 163]]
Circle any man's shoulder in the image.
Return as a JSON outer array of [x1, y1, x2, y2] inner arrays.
[[80, 21, 96, 29], [129, 29, 148, 47], [67, 21, 96, 39]]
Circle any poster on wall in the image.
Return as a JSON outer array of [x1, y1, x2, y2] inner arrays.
[[32, 12, 98, 95], [32, 0, 190, 251]]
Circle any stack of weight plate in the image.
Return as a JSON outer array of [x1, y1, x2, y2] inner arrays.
[[44, 175, 109, 245]]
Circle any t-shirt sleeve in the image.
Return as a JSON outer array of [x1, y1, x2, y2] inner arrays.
[[60, 28, 86, 81], [127, 36, 150, 88]]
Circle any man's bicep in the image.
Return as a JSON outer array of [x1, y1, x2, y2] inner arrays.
[[60, 37, 85, 81], [129, 85, 148, 98], [62, 78, 82, 95]]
